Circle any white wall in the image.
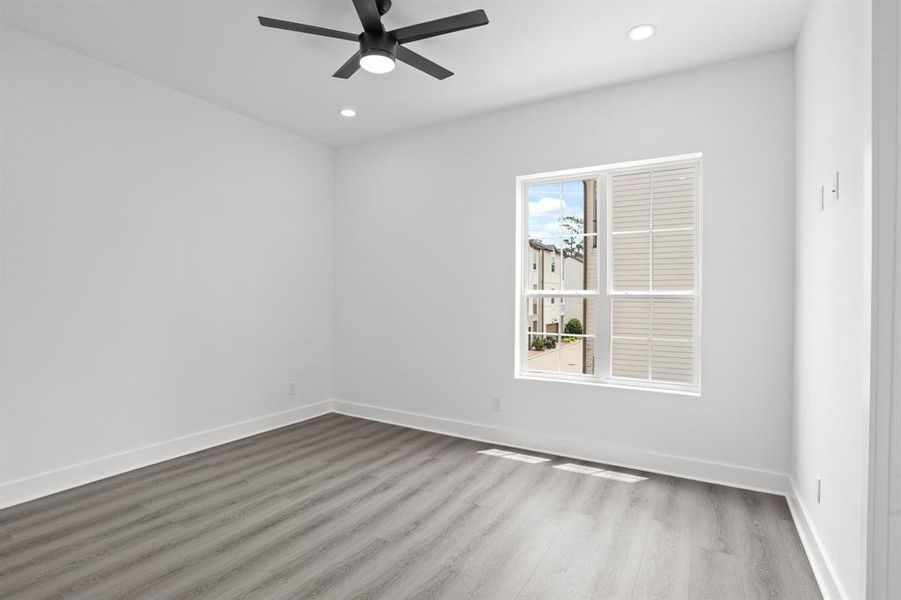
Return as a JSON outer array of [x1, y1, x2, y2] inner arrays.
[[333, 50, 796, 491], [0, 27, 334, 506], [792, 1, 872, 598]]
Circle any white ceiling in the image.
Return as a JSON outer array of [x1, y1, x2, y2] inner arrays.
[[0, 0, 810, 147]]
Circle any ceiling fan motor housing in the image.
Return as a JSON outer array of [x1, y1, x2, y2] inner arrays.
[[359, 31, 397, 61]]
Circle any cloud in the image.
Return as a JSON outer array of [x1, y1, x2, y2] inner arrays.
[[528, 196, 565, 216], [529, 220, 564, 239]]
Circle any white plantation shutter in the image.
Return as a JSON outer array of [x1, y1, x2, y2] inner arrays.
[[611, 172, 651, 291], [611, 298, 650, 378], [609, 162, 699, 387], [611, 172, 651, 230], [650, 298, 694, 383], [653, 230, 694, 290], [612, 234, 650, 290]]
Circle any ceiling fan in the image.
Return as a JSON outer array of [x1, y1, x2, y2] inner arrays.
[[258, 0, 488, 80]]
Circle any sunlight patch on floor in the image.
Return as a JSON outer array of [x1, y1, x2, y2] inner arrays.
[[553, 462, 647, 482], [476, 449, 646, 482], [477, 448, 551, 463]]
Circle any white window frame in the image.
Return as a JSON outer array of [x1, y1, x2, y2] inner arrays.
[[514, 152, 702, 395]]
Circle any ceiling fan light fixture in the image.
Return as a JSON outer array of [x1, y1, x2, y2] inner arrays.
[[627, 24, 656, 41], [359, 50, 396, 74]]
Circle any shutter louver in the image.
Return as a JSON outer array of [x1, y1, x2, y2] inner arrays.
[[611, 172, 650, 231], [612, 338, 650, 379], [612, 234, 650, 290], [611, 172, 651, 291], [651, 341, 694, 383], [609, 161, 698, 388], [651, 297, 694, 338], [652, 229, 694, 290], [611, 298, 650, 337], [652, 167, 696, 229], [650, 297, 694, 383]]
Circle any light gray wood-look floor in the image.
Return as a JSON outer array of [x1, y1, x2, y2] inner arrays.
[[0, 413, 821, 600]]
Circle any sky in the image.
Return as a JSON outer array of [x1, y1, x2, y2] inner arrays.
[[527, 180, 585, 243]]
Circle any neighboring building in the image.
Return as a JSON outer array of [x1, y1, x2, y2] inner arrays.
[[527, 241, 584, 335], [528, 179, 598, 375], [527, 239, 582, 334]]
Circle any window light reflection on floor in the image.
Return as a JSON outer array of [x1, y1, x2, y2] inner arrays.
[[477, 448, 550, 464], [476, 449, 646, 482], [554, 462, 647, 483]]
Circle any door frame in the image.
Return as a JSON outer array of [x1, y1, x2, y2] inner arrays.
[[867, 2, 900, 598]]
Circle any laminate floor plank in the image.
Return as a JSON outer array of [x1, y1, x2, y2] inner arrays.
[[0, 414, 360, 530], [517, 471, 633, 600], [135, 436, 481, 600], [0, 423, 421, 588], [434, 511, 562, 600], [228, 438, 492, 597], [721, 487, 820, 600], [285, 452, 533, 600], [62, 432, 457, 598], [774, 519, 822, 600], [516, 511, 603, 600], [574, 476, 660, 600], [630, 518, 694, 600], [688, 547, 745, 600], [0, 415, 822, 600], [0, 416, 377, 548]]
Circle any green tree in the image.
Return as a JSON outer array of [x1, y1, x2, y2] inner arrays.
[[559, 216, 584, 257], [564, 318, 583, 335]]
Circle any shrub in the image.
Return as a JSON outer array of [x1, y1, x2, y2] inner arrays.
[[564, 318, 583, 335], [530, 335, 557, 351]]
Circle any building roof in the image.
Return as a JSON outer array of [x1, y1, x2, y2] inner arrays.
[[528, 239, 583, 262]]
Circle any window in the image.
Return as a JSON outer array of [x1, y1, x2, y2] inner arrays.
[[515, 154, 701, 393]]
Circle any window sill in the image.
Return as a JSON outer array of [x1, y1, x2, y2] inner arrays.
[[515, 372, 700, 397]]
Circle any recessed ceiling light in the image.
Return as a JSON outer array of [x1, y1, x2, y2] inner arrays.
[[627, 24, 656, 41], [339, 108, 357, 118]]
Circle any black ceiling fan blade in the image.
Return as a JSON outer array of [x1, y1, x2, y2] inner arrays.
[[258, 16, 359, 42], [390, 9, 488, 44], [395, 45, 453, 80], [333, 51, 362, 79], [352, 0, 384, 33]]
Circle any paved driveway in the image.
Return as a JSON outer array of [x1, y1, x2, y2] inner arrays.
[[527, 339, 584, 373]]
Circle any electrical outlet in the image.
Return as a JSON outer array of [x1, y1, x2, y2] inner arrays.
[[288, 381, 296, 396], [816, 476, 822, 503], [831, 171, 839, 201], [491, 396, 503, 411]]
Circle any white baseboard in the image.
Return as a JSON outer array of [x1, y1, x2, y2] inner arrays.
[[331, 399, 791, 495], [0, 400, 333, 509], [0, 395, 790, 506], [333, 400, 844, 598], [786, 479, 847, 600], [3, 397, 827, 598]]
